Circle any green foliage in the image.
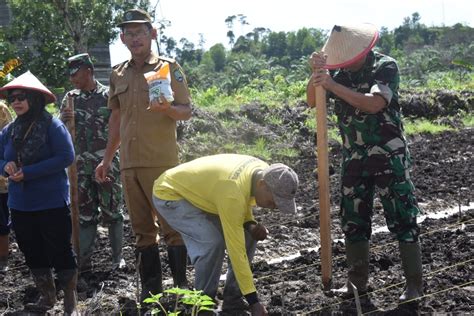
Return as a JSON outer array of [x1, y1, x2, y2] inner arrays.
[[401, 71, 474, 91], [304, 111, 341, 143], [143, 288, 214, 316], [208, 44, 227, 72], [223, 137, 271, 161], [461, 113, 474, 127], [4, 0, 146, 87], [404, 119, 454, 135]]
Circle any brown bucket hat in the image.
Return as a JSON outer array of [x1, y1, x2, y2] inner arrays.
[[322, 23, 379, 69]]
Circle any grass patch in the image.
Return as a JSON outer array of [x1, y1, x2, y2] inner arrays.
[[223, 138, 271, 160], [400, 71, 474, 91], [304, 112, 341, 143], [404, 119, 454, 135], [191, 80, 307, 111], [461, 113, 474, 127]]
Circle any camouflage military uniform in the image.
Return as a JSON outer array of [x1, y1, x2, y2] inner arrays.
[[61, 81, 123, 226], [331, 51, 420, 243]]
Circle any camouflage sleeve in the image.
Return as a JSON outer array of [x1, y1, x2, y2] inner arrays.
[[59, 95, 67, 112], [169, 62, 192, 106], [58, 94, 69, 120], [372, 60, 400, 104], [370, 83, 393, 104]]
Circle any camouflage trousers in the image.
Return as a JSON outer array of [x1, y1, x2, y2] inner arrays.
[[78, 173, 124, 226], [340, 169, 420, 243]]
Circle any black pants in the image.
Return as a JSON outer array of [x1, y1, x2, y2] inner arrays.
[[11, 206, 77, 270], [0, 193, 9, 236]]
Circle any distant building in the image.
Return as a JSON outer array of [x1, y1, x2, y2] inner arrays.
[[0, 0, 10, 28], [0, 0, 111, 84]]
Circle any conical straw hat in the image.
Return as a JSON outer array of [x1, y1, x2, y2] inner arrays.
[[0, 70, 56, 103], [322, 23, 379, 69]]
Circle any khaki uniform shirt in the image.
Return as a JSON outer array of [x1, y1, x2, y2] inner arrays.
[[0, 103, 12, 193], [109, 53, 191, 170]]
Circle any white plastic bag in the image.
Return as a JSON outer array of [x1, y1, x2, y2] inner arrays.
[[144, 62, 174, 103]]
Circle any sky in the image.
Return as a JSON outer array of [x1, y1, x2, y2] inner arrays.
[[109, 0, 474, 65]]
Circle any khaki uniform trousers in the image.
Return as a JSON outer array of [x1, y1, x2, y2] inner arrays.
[[121, 167, 183, 248]]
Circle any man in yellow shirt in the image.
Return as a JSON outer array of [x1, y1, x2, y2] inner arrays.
[[153, 154, 299, 316]]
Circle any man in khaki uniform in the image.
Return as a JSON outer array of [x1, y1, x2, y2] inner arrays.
[[95, 8, 192, 300]]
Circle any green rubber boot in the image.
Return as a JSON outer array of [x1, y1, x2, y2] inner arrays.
[[399, 242, 424, 301], [109, 219, 125, 269], [333, 240, 369, 297], [79, 223, 97, 272]]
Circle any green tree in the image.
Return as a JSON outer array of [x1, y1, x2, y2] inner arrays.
[[5, 0, 149, 86], [263, 31, 288, 59], [209, 43, 226, 72]]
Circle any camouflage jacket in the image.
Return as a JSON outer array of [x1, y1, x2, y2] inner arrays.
[[331, 51, 411, 176], [60, 81, 119, 175]]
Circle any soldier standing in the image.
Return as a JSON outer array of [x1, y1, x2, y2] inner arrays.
[[307, 24, 423, 303], [60, 53, 125, 271], [95, 9, 192, 301]]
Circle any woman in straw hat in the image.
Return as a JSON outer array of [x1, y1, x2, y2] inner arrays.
[[0, 71, 77, 314], [307, 24, 423, 306]]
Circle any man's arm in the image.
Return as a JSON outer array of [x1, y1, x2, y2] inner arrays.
[[308, 51, 387, 114], [148, 99, 192, 120], [95, 107, 120, 182], [165, 103, 192, 120], [321, 79, 387, 114]]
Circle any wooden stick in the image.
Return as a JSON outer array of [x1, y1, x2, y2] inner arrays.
[[315, 85, 332, 290], [65, 95, 80, 262]]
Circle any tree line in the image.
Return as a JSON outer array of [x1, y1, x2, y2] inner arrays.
[[1, 1, 472, 94]]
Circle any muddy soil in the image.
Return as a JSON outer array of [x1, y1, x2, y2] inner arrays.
[[0, 90, 472, 315]]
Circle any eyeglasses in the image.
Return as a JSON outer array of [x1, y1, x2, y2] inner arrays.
[[7, 93, 27, 103], [123, 29, 150, 39]]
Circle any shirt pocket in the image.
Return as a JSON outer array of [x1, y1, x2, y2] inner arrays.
[[114, 84, 129, 111]]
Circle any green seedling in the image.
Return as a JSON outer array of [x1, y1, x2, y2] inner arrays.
[[143, 287, 215, 316]]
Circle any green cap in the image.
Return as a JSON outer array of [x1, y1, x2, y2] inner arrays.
[[117, 8, 152, 27], [67, 53, 93, 76]]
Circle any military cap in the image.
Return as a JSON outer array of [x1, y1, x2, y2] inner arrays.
[[67, 53, 94, 76], [117, 8, 152, 27]]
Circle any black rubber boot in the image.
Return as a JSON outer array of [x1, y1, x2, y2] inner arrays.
[[0, 234, 8, 273], [25, 268, 57, 312], [167, 245, 188, 288], [57, 268, 78, 315], [136, 245, 163, 302], [399, 241, 424, 301]]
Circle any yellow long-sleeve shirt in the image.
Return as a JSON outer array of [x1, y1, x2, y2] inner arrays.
[[153, 154, 268, 295]]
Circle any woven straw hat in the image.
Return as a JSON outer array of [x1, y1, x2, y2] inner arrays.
[[322, 23, 379, 69], [0, 71, 56, 103]]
